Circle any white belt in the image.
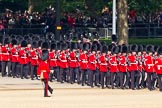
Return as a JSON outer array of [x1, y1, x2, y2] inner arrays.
[[82, 61, 88, 63], [148, 64, 154, 66], [90, 62, 95, 64], [51, 59, 57, 61], [111, 64, 117, 66], [21, 57, 27, 58], [61, 60, 67, 62], [3, 53, 9, 55], [130, 63, 137, 64], [12, 55, 19, 56], [32, 58, 38, 59], [121, 64, 127, 66], [71, 60, 77, 62], [100, 63, 107, 65]]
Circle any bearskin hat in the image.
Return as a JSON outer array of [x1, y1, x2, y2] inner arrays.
[[138, 45, 143, 52], [153, 45, 160, 52], [146, 45, 154, 53], [42, 41, 49, 49], [92, 41, 99, 46], [51, 43, 56, 50], [32, 41, 38, 48], [111, 34, 117, 42], [4, 38, 10, 45], [71, 42, 78, 50], [131, 44, 138, 52], [41, 50, 49, 61], [108, 44, 114, 51], [142, 45, 147, 52], [100, 41, 106, 46], [11, 39, 17, 46], [91, 44, 97, 51], [83, 43, 90, 51], [102, 45, 108, 53], [122, 45, 128, 53], [56, 42, 61, 50], [61, 42, 68, 50], [158, 47, 162, 55], [111, 46, 119, 54], [118, 45, 122, 53], [21, 40, 27, 47]]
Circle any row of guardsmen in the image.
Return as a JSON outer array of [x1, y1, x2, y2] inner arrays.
[[1, 36, 162, 91]]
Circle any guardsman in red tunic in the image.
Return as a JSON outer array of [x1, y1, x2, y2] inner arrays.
[[19, 40, 29, 79], [144, 45, 155, 91], [99, 45, 108, 89], [95, 43, 101, 87], [11, 39, 19, 78], [109, 46, 119, 89], [137, 45, 143, 89], [37, 49, 53, 97], [153, 45, 160, 88], [59, 42, 69, 83], [30, 41, 39, 80], [88, 45, 97, 87], [49, 43, 58, 82], [69, 42, 79, 84], [1, 38, 11, 77], [118, 45, 128, 89], [141, 45, 147, 88], [155, 47, 162, 91], [80, 43, 89, 86], [106, 44, 114, 88]]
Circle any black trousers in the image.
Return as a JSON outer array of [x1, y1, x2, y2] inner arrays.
[[147, 72, 157, 89], [140, 70, 146, 87], [31, 65, 38, 80], [20, 64, 29, 79], [158, 74, 162, 91], [1, 61, 11, 76], [12, 62, 18, 77], [89, 69, 100, 87], [42, 79, 52, 97], [119, 72, 126, 88], [60, 68, 69, 82], [106, 71, 111, 86], [70, 67, 80, 83], [110, 72, 116, 88], [101, 72, 107, 88], [131, 70, 140, 89], [125, 72, 130, 87], [81, 69, 87, 86]]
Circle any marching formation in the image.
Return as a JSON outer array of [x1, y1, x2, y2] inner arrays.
[[1, 34, 162, 92]]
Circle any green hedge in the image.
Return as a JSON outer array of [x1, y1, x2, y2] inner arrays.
[[99, 38, 162, 46]]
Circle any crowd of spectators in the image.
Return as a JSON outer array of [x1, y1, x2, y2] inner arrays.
[[0, 5, 162, 34]]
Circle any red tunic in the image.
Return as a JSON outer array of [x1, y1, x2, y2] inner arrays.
[[155, 58, 162, 74], [99, 55, 107, 72], [30, 50, 38, 66], [11, 47, 19, 62], [144, 55, 155, 73], [128, 54, 138, 71], [19, 49, 29, 64], [109, 55, 118, 72], [49, 51, 58, 67], [37, 61, 50, 79], [1, 46, 10, 62], [88, 54, 97, 70], [69, 52, 78, 68], [80, 53, 88, 70], [118, 55, 127, 72], [59, 52, 68, 68]]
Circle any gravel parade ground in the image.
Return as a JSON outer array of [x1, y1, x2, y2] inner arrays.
[[0, 77, 162, 108]]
